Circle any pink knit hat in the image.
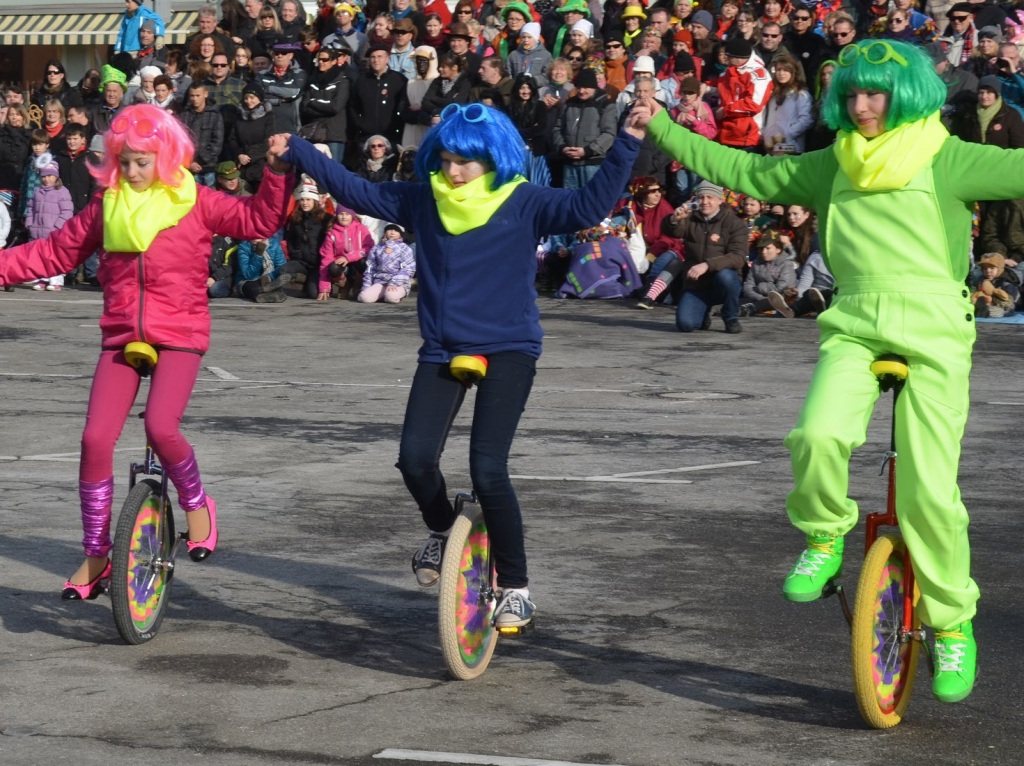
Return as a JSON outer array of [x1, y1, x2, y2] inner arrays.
[[35, 152, 59, 178]]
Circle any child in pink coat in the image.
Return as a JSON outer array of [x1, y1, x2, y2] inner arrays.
[[318, 204, 374, 300], [25, 154, 74, 290]]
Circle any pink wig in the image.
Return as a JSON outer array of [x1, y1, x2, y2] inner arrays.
[[90, 104, 195, 189]]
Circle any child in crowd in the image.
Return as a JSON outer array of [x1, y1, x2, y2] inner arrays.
[[0, 104, 293, 599], [358, 223, 416, 304], [281, 181, 331, 299], [319, 205, 373, 301], [739, 229, 796, 315], [272, 101, 645, 628], [25, 155, 73, 291], [19, 130, 52, 217], [738, 195, 778, 254], [969, 252, 1020, 317]]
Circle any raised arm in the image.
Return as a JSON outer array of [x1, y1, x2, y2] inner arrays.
[[940, 137, 1024, 201], [203, 164, 294, 241], [0, 199, 103, 285]]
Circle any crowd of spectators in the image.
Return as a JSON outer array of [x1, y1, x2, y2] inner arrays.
[[0, 0, 1022, 320]]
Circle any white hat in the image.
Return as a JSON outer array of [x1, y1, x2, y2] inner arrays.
[[139, 65, 163, 79], [294, 182, 320, 201], [521, 22, 541, 41], [571, 18, 594, 37], [633, 55, 655, 74]]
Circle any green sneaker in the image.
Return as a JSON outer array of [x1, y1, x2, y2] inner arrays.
[[933, 620, 977, 703], [782, 535, 844, 602]]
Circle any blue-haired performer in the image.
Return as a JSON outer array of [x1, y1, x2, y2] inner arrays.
[[269, 104, 645, 627]]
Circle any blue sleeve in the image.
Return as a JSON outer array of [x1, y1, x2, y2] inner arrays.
[[283, 136, 415, 226], [528, 130, 642, 236], [236, 240, 260, 281]]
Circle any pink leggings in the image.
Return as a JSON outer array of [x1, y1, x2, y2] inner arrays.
[[80, 349, 202, 481]]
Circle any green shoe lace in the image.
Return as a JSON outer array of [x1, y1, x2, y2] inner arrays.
[[782, 535, 844, 603], [933, 620, 977, 703]]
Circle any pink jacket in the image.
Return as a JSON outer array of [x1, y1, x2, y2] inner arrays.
[[318, 218, 373, 293], [0, 167, 293, 353]]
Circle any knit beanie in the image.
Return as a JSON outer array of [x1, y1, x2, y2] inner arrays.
[[690, 10, 714, 31]]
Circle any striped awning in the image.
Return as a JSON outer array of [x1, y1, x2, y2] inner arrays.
[[0, 10, 198, 46]]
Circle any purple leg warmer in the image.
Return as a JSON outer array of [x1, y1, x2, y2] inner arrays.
[[80, 477, 114, 557], [163, 450, 207, 512]]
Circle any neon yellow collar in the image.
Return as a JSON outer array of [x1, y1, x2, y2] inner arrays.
[[429, 171, 525, 235], [103, 171, 197, 252], [833, 112, 948, 192]]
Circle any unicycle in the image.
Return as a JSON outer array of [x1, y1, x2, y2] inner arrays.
[[108, 343, 189, 645], [828, 355, 926, 728]]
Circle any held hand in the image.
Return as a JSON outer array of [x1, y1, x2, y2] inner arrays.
[[629, 96, 663, 128], [686, 262, 709, 281], [317, 291, 330, 301], [266, 134, 292, 172], [623, 105, 648, 139]]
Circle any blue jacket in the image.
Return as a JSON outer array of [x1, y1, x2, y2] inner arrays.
[[284, 132, 641, 362], [115, 7, 165, 54], [237, 232, 286, 284]]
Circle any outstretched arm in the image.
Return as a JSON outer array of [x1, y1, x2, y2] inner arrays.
[[0, 201, 103, 285]]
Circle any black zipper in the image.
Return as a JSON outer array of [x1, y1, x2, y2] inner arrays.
[[137, 252, 147, 343]]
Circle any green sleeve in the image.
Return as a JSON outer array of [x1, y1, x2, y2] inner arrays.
[[938, 137, 1024, 201], [648, 109, 831, 209]]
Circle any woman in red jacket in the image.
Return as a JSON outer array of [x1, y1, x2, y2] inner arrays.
[[0, 104, 294, 599]]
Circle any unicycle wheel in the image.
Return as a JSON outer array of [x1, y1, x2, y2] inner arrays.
[[851, 534, 921, 728], [438, 506, 498, 680], [110, 479, 175, 645]]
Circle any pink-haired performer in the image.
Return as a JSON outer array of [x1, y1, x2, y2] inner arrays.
[[0, 104, 294, 599]]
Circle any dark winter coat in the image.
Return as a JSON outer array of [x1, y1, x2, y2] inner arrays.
[[258, 64, 309, 133], [231, 102, 274, 191], [300, 65, 350, 143], [55, 148, 97, 213], [350, 68, 408, 145], [0, 125, 30, 190], [285, 212, 331, 268], [550, 90, 618, 165], [180, 106, 225, 173]]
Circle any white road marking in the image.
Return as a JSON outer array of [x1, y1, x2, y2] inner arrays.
[[597, 460, 761, 478], [207, 366, 240, 380], [985, 401, 1024, 406], [512, 460, 759, 484], [0, 447, 135, 462], [0, 372, 81, 378], [374, 750, 630, 766]]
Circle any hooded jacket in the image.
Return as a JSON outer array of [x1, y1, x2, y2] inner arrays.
[[717, 52, 774, 147]]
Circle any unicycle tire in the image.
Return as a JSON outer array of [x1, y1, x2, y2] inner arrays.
[[110, 479, 175, 645], [438, 506, 498, 680], [851, 533, 921, 728]]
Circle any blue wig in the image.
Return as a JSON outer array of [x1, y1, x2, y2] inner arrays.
[[415, 104, 528, 190], [823, 40, 946, 133]]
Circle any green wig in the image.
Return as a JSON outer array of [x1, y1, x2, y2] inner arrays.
[[822, 40, 947, 133]]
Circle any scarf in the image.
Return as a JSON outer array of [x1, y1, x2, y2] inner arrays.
[[833, 111, 948, 191], [429, 170, 525, 235], [102, 171, 197, 252], [978, 96, 1002, 142]]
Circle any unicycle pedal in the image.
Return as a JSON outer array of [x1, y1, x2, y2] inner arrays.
[[496, 620, 535, 637]]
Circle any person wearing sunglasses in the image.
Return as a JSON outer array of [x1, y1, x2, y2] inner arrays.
[[271, 101, 647, 630], [938, 2, 980, 69], [0, 103, 294, 602], [784, 6, 831, 84], [754, 22, 793, 70], [299, 46, 350, 162], [30, 60, 84, 113], [635, 38, 1024, 705]]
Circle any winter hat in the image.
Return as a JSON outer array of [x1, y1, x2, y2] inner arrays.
[[501, 1, 533, 21], [384, 223, 405, 236], [690, 10, 714, 32], [605, 30, 625, 45], [575, 67, 599, 88], [140, 19, 157, 34], [679, 75, 701, 94], [521, 22, 541, 41], [335, 203, 358, 216], [978, 25, 1002, 42], [674, 51, 696, 73], [621, 5, 647, 20], [216, 161, 240, 179], [693, 180, 725, 199], [295, 181, 320, 201], [570, 19, 595, 39], [366, 42, 391, 57], [978, 252, 1006, 274], [557, 0, 590, 16], [89, 134, 105, 153], [979, 75, 1002, 96], [673, 29, 693, 47], [0, 190, 13, 208], [35, 152, 59, 178], [242, 81, 265, 101], [334, 2, 359, 16], [139, 65, 162, 80], [632, 55, 656, 74], [100, 64, 128, 91], [725, 36, 753, 58]]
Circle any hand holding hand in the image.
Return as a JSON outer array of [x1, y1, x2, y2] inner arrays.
[[628, 96, 663, 128], [266, 134, 292, 172]]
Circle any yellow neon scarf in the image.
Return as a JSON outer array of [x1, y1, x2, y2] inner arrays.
[[430, 171, 525, 235], [103, 170, 197, 252], [833, 111, 948, 192]]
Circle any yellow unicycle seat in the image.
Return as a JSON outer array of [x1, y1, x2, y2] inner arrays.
[[124, 342, 159, 374], [870, 354, 908, 392], [450, 355, 488, 386]]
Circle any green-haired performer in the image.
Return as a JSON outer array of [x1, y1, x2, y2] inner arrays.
[[630, 39, 1017, 704]]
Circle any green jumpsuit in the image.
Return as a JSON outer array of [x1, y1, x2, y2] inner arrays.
[[649, 109, 1024, 630]]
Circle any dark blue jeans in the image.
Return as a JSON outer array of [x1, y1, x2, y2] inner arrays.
[[676, 268, 742, 332], [396, 352, 536, 588]]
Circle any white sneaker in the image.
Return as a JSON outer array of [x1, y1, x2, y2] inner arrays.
[[495, 589, 536, 628], [411, 533, 447, 587]]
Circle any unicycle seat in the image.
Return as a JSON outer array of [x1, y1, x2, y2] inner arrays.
[[124, 342, 159, 376], [450, 355, 488, 386], [870, 355, 908, 391]]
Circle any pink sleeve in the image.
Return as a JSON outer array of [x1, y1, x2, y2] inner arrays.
[[202, 167, 295, 241], [353, 224, 373, 263], [0, 199, 103, 286]]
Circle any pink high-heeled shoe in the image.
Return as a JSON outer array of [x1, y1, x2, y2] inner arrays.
[[187, 496, 218, 562], [61, 560, 112, 600]]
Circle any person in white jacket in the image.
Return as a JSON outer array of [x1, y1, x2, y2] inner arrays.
[[760, 54, 815, 154]]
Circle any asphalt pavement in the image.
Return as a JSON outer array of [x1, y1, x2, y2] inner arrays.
[[1, 285, 1021, 766]]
